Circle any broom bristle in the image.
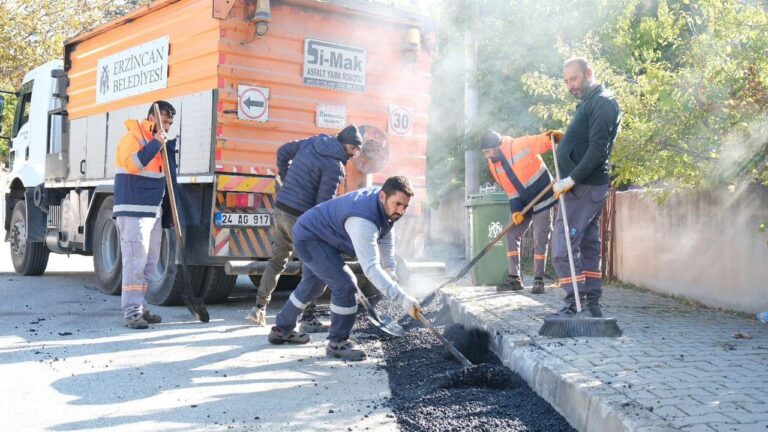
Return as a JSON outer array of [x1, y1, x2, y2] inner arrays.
[[538, 316, 622, 338]]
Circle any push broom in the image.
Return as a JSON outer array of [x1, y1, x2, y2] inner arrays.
[[150, 104, 210, 323], [538, 136, 621, 337]]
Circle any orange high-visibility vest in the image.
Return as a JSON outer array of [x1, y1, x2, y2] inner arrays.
[[116, 119, 164, 175], [113, 119, 168, 218], [487, 134, 556, 213]]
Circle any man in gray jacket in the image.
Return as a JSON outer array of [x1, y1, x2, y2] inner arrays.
[[247, 125, 362, 331]]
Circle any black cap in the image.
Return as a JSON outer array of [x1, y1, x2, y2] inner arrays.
[[480, 129, 502, 149], [338, 124, 363, 148]]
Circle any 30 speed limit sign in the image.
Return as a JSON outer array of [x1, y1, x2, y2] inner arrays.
[[388, 105, 414, 137]]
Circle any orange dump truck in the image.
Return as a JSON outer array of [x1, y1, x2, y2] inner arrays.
[[3, 0, 437, 305]]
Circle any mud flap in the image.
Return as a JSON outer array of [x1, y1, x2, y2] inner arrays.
[[24, 188, 46, 242]]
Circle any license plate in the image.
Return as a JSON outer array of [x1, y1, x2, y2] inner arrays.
[[215, 212, 271, 227]]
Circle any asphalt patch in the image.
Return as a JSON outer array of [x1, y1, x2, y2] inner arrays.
[[443, 363, 514, 389], [354, 294, 575, 432]]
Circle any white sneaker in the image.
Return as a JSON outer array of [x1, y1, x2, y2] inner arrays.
[[246, 307, 266, 326]]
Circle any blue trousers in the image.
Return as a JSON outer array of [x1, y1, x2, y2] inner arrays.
[[275, 239, 358, 342], [551, 184, 609, 305]]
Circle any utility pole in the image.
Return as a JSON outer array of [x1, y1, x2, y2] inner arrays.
[[463, 0, 479, 259]]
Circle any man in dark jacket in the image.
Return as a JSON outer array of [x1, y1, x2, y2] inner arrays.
[[246, 125, 362, 331], [552, 57, 621, 317], [267, 176, 421, 361]]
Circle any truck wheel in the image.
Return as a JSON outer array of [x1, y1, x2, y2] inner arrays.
[[199, 266, 237, 304], [10, 200, 50, 275], [93, 197, 122, 294], [146, 228, 206, 306]]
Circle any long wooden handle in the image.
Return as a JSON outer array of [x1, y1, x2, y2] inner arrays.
[[415, 310, 473, 367], [551, 136, 582, 312], [151, 104, 184, 248], [435, 177, 557, 291]]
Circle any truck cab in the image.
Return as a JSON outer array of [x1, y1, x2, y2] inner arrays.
[[4, 61, 67, 275]]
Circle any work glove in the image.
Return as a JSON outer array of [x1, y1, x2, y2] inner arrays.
[[401, 293, 422, 319], [553, 177, 575, 199], [511, 212, 525, 225], [544, 130, 564, 143]]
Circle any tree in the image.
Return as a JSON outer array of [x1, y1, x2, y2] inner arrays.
[[0, 0, 151, 161], [426, 0, 768, 206]]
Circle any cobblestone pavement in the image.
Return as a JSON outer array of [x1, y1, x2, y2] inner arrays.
[[440, 279, 768, 432]]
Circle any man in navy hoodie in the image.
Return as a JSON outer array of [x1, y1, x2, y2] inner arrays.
[[246, 125, 362, 332], [268, 176, 421, 361]]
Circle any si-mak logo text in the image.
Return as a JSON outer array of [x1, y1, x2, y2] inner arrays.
[[303, 38, 366, 93]]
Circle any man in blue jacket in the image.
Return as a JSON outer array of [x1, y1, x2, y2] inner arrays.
[[246, 125, 362, 332], [268, 176, 421, 361], [552, 57, 622, 317]]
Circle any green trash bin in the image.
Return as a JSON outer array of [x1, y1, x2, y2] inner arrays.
[[466, 192, 509, 286]]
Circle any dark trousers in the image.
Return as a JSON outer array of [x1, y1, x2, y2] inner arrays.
[[551, 184, 609, 305], [505, 207, 552, 278], [275, 239, 358, 342]]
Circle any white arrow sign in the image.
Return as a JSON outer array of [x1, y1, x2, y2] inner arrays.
[[238, 85, 269, 122]]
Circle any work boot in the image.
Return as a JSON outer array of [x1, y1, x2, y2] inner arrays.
[[326, 339, 367, 361], [124, 315, 149, 329], [268, 326, 310, 345], [299, 315, 330, 333], [142, 309, 162, 324], [550, 304, 577, 317], [246, 306, 267, 326], [531, 278, 545, 294], [497, 275, 523, 292], [587, 302, 604, 318]]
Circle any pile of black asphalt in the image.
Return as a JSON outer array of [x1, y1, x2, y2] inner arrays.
[[352, 294, 576, 432]]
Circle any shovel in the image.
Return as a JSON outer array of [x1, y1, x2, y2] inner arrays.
[[149, 104, 209, 323], [421, 178, 558, 305], [415, 309, 472, 367], [355, 285, 404, 337]]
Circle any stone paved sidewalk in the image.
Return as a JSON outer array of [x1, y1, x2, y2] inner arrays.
[[441, 279, 768, 432]]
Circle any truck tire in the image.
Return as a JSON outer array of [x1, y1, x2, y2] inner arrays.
[[199, 266, 237, 304], [10, 200, 50, 275], [146, 228, 206, 306], [92, 197, 122, 294]]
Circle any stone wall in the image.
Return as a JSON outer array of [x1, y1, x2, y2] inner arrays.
[[613, 184, 768, 314]]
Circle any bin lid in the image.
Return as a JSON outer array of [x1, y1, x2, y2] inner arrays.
[[465, 192, 508, 206]]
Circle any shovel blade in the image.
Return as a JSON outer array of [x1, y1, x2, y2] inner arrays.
[[181, 294, 210, 323], [366, 313, 405, 337]]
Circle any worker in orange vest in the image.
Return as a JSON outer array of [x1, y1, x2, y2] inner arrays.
[[480, 129, 562, 293]]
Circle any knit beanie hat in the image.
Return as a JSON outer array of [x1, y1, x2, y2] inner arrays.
[[338, 124, 363, 148], [480, 129, 502, 149]]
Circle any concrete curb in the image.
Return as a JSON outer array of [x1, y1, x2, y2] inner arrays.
[[445, 295, 678, 432]]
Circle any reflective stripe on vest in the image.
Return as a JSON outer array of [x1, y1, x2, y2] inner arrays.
[[489, 136, 551, 199]]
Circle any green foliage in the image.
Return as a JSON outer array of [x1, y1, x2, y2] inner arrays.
[[0, 0, 151, 161], [427, 0, 768, 204]]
